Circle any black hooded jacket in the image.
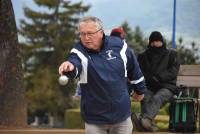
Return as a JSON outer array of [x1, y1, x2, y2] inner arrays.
[[137, 45, 180, 94]]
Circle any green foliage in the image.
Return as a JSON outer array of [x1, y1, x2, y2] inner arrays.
[[19, 0, 90, 117], [121, 22, 147, 55], [64, 108, 84, 128], [26, 67, 71, 114], [64, 107, 169, 131], [159, 103, 169, 115], [121, 22, 199, 64], [157, 122, 169, 131], [176, 38, 200, 64], [131, 101, 141, 113]]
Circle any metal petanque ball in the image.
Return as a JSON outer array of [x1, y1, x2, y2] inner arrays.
[[58, 75, 69, 85]]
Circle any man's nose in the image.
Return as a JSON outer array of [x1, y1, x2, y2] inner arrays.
[[84, 34, 90, 40]]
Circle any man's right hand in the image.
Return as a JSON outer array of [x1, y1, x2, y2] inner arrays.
[[58, 61, 75, 75], [132, 92, 144, 102]]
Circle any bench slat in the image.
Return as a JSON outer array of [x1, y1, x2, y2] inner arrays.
[[179, 65, 200, 76], [177, 76, 200, 87]]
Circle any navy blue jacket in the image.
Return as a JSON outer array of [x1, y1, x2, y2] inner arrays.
[[66, 36, 146, 124]]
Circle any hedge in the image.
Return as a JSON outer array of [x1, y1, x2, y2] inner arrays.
[[64, 102, 169, 130], [64, 108, 84, 128]]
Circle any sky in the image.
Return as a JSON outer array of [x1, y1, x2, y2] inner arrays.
[[12, 0, 200, 48]]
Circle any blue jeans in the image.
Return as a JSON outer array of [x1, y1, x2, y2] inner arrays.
[[85, 116, 133, 134]]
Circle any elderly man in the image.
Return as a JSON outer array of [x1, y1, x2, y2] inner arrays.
[[59, 16, 146, 134]]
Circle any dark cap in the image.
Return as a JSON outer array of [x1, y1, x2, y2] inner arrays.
[[149, 31, 163, 43]]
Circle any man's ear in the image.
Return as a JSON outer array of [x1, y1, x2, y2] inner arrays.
[[100, 31, 104, 38]]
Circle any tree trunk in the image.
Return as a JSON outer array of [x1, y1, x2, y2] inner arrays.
[[0, 0, 27, 127]]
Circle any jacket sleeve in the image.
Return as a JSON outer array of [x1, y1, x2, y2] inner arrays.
[[126, 47, 147, 95], [65, 52, 82, 79], [156, 50, 180, 82], [137, 53, 152, 80]]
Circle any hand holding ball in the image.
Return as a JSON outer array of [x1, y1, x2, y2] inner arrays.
[[58, 75, 69, 85]]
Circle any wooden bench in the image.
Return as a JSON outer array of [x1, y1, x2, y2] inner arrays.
[[176, 65, 200, 132]]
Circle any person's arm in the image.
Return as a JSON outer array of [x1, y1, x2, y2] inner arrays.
[[126, 47, 147, 97], [137, 53, 153, 81], [58, 52, 82, 79], [156, 50, 180, 82]]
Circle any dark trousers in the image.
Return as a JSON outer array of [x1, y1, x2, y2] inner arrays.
[[141, 88, 173, 119]]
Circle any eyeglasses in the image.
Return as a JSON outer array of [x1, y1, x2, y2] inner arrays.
[[79, 29, 102, 38]]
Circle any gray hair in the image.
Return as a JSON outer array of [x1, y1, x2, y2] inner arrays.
[[78, 16, 104, 30]]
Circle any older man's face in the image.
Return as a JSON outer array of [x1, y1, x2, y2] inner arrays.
[[79, 21, 103, 51]]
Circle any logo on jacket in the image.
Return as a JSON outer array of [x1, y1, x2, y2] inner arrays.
[[106, 50, 116, 60]]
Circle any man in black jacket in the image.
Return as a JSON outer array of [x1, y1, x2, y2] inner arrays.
[[132, 31, 180, 132]]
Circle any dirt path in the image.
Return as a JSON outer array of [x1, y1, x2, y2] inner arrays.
[[0, 129, 198, 134]]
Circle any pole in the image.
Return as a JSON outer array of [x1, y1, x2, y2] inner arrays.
[[172, 0, 176, 48]]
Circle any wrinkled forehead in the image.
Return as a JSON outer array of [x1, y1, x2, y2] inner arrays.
[[79, 21, 98, 30]]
